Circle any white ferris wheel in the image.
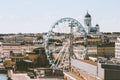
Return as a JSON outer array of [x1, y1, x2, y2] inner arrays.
[[44, 17, 87, 70]]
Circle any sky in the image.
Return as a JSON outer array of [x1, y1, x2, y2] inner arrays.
[[0, 0, 120, 33]]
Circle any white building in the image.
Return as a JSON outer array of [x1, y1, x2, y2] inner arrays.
[[0, 42, 34, 55], [84, 12, 100, 35], [115, 37, 120, 58]]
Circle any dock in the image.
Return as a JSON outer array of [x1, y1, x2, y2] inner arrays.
[[0, 66, 7, 73]]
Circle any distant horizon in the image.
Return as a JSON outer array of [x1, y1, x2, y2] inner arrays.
[[0, 31, 120, 34]]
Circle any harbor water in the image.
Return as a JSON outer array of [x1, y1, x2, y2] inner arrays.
[[0, 62, 7, 80], [0, 74, 7, 80]]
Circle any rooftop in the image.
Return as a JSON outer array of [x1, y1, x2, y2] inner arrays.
[[79, 59, 97, 66], [64, 72, 84, 80], [85, 12, 91, 18]]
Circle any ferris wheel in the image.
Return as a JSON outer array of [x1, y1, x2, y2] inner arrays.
[[45, 17, 87, 70]]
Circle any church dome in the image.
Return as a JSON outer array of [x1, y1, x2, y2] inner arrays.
[[96, 24, 99, 26], [85, 12, 91, 17]]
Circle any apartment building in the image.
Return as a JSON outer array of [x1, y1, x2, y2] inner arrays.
[[115, 37, 120, 58], [64, 59, 103, 80], [0, 43, 21, 54], [97, 46, 115, 57], [64, 59, 120, 80], [0, 42, 35, 55]]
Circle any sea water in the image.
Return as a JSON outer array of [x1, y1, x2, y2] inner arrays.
[[0, 74, 7, 80]]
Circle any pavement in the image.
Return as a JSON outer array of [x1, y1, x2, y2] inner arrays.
[[11, 74, 31, 80], [11, 73, 63, 80]]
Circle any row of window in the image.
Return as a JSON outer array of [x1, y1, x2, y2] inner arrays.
[[116, 41, 120, 43], [88, 52, 97, 54], [115, 55, 120, 58], [115, 51, 120, 53], [3, 49, 21, 50], [115, 48, 120, 50], [88, 47, 97, 49], [115, 44, 120, 47]]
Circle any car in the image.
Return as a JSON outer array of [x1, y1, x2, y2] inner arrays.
[[27, 72, 35, 78], [29, 74, 35, 78]]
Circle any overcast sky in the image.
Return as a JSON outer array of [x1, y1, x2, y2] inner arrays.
[[0, 0, 120, 33]]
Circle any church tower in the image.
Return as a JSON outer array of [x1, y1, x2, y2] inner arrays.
[[84, 12, 91, 34]]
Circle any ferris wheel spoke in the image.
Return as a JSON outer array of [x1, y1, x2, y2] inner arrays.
[[60, 45, 69, 64], [57, 44, 68, 65], [55, 43, 67, 64]]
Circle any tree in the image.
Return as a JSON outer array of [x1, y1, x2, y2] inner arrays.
[[37, 35, 43, 40], [33, 47, 50, 67]]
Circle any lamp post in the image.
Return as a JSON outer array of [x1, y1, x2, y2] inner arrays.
[[68, 23, 75, 71]]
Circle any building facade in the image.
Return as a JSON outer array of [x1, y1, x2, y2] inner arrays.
[[0, 42, 34, 55], [64, 59, 104, 80], [97, 46, 115, 57], [0, 43, 21, 54], [115, 37, 120, 58], [64, 59, 120, 80]]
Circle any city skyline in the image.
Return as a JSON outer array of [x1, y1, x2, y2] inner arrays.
[[0, 0, 120, 33]]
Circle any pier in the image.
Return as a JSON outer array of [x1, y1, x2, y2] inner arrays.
[[0, 66, 7, 73]]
